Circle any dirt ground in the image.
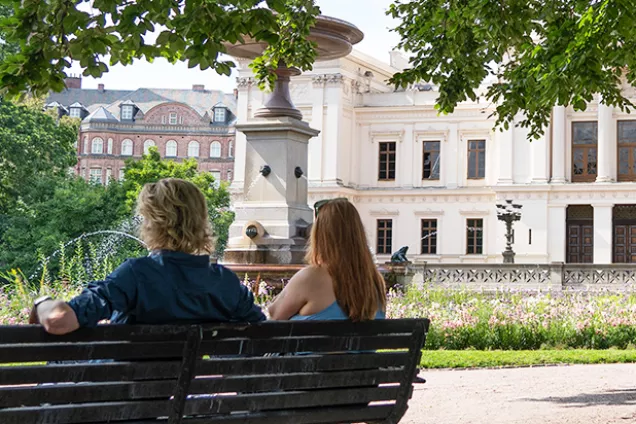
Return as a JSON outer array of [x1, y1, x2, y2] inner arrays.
[[402, 364, 636, 424]]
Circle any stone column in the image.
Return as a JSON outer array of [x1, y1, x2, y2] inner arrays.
[[551, 106, 567, 183], [531, 124, 550, 183], [593, 204, 614, 264], [226, 117, 320, 264], [496, 126, 514, 184], [548, 205, 567, 263], [596, 101, 614, 183]]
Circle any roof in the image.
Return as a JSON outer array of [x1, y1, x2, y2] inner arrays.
[[83, 106, 119, 123], [46, 87, 237, 122]]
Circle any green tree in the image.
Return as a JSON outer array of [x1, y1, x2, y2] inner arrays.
[[122, 148, 234, 257], [0, 4, 17, 62], [0, 99, 77, 213], [389, 0, 636, 138], [0, 0, 319, 97], [0, 175, 128, 275]]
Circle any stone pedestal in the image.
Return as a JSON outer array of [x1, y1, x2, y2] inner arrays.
[[224, 117, 320, 264]]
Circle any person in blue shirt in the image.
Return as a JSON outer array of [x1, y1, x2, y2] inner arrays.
[[29, 178, 265, 334], [268, 198, 386, 321]]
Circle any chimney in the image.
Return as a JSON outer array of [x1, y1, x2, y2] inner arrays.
[[98, 83, 105, 92], [233, 88, 238, 99], [192, 84, 205, 92], [64, 75, 82, 89]]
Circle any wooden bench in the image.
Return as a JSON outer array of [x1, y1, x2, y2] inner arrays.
[[0, 318, 429, 424]]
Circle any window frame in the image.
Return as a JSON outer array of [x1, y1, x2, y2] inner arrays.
[[421, 219, 438, 254], [89, 168, 102, 184], [210, 141, 222, 158], [188, 140, 200, 158], [91, 137, 104, 154], [121, 139, 133, 156], [168, 112, 178, 125], [422, 140, 441, 180], [378, 141, 396, 181], [466, 218, 484, 255], [467, 139, 486, 179], [121, 105, 134, 120], [376, 219, 393, 255], [166, 140, 178, 157], [571, 121, 598, 183], [214, 108, 226, 123], [69, 108, 81, 119], [617, 120, 636, 182], [143, 139, 156, 155]]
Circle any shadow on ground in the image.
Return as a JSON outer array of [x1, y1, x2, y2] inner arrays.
[[522, 389, 636, 407]]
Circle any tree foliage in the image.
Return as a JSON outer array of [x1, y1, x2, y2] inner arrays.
[[0, 99, 77, 213], [0, 0, 319, 97], [389, 0, 636, 138]]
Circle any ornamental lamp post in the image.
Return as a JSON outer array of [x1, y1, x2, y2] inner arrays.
[[496, 199, 522, 264]]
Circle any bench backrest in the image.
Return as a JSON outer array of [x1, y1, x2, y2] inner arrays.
[[0, 318, 429, 424]]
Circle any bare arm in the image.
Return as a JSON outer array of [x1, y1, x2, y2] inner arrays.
[[268, 268, 317, 320], [30, 300, 80, 335]]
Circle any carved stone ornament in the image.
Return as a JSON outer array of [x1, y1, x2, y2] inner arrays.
[[236, 77, 255, 88]]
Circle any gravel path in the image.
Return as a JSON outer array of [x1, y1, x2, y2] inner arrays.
[[403, 364, 636, 424]]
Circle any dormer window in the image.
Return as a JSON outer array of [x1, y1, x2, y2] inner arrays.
[[69, 108, 82, 118], [169, 112, 178, 125], [121, 105, 134, 120], [213, 107, 226, 123]]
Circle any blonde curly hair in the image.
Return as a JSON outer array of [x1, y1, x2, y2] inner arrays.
[[136, 178, 213, 254]]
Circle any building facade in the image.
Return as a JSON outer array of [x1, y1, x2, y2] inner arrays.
[[232, 51, 636, 265], [47, 78, 237, 185]]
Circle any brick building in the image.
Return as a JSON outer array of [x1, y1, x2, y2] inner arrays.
[[46, 77, 236, 185]]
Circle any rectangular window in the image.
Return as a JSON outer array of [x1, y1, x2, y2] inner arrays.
[[421, 219, 437, 254], [169, 112, 178, 125], [89, 168, 102, 184], [466, 218, 483, 255], [119, 168, 125, 181], [211, 171, 221, 188], [214, 108, 226, 123], [161, 116, 166, 124], [572, 121, 598, 182], [467, 140, 486, 179], [618, 120, 636, 182], [105, 168, 112, 185], [121, 106, 133, 120], [378, 142, 396, 181], [69, 108, 81, 118], [376, 219, 393, 255], [227, 170, 233, 181], [422, 141, 441, 180]]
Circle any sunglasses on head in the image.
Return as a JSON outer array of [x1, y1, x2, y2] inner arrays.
[[313, 197, 348, 217]]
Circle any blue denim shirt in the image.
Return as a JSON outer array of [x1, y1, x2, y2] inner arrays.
[[67, 250, 265, 327]]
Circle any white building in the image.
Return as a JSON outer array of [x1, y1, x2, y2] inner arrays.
[[232, 51, 636, 265]]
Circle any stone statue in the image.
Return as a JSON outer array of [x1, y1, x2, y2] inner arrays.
[[390, 246, 409, 264]]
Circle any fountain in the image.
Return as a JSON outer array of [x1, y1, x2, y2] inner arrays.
[[223, 16, 363, 265]]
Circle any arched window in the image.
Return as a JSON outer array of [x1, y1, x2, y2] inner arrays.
[[107, 138, 113, 154], [121, 139, 133, 156], [91, 137, 104, 154], [144, 139, 156, 155], [210, 141, 222, 158], [166, 140, 178, 157], [188, 140, 200, 158]]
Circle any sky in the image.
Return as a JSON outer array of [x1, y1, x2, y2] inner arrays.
[[67, 0, 400, 93]]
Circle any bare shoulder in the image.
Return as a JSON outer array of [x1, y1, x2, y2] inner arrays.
[[290, 265, 329, 284]]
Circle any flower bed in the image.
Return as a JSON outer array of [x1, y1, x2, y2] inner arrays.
[[3, 269, 636, 351]]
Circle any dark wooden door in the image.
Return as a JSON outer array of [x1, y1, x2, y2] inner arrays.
[[614, 224, 636, 263], [567, 223, 593, 263]]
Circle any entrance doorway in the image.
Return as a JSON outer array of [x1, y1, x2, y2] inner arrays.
[[566, 205, 593, 263], [613, 205, 636, 263]]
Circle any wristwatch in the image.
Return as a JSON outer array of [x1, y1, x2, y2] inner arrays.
[[33, 295, 53, 308]]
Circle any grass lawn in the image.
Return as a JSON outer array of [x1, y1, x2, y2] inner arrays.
[[421, 349, 636, 369]]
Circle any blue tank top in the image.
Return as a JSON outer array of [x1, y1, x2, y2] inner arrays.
[[290, 301, 385, 321]]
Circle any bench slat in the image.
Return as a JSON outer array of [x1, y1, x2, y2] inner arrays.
[[86, 405, 395, 424], [0, 335, 410, 363], [0, 387, 401, 424], [0, 320, 424, 344], [0, 369, 405, 407], [0, 352, 408, 385]]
